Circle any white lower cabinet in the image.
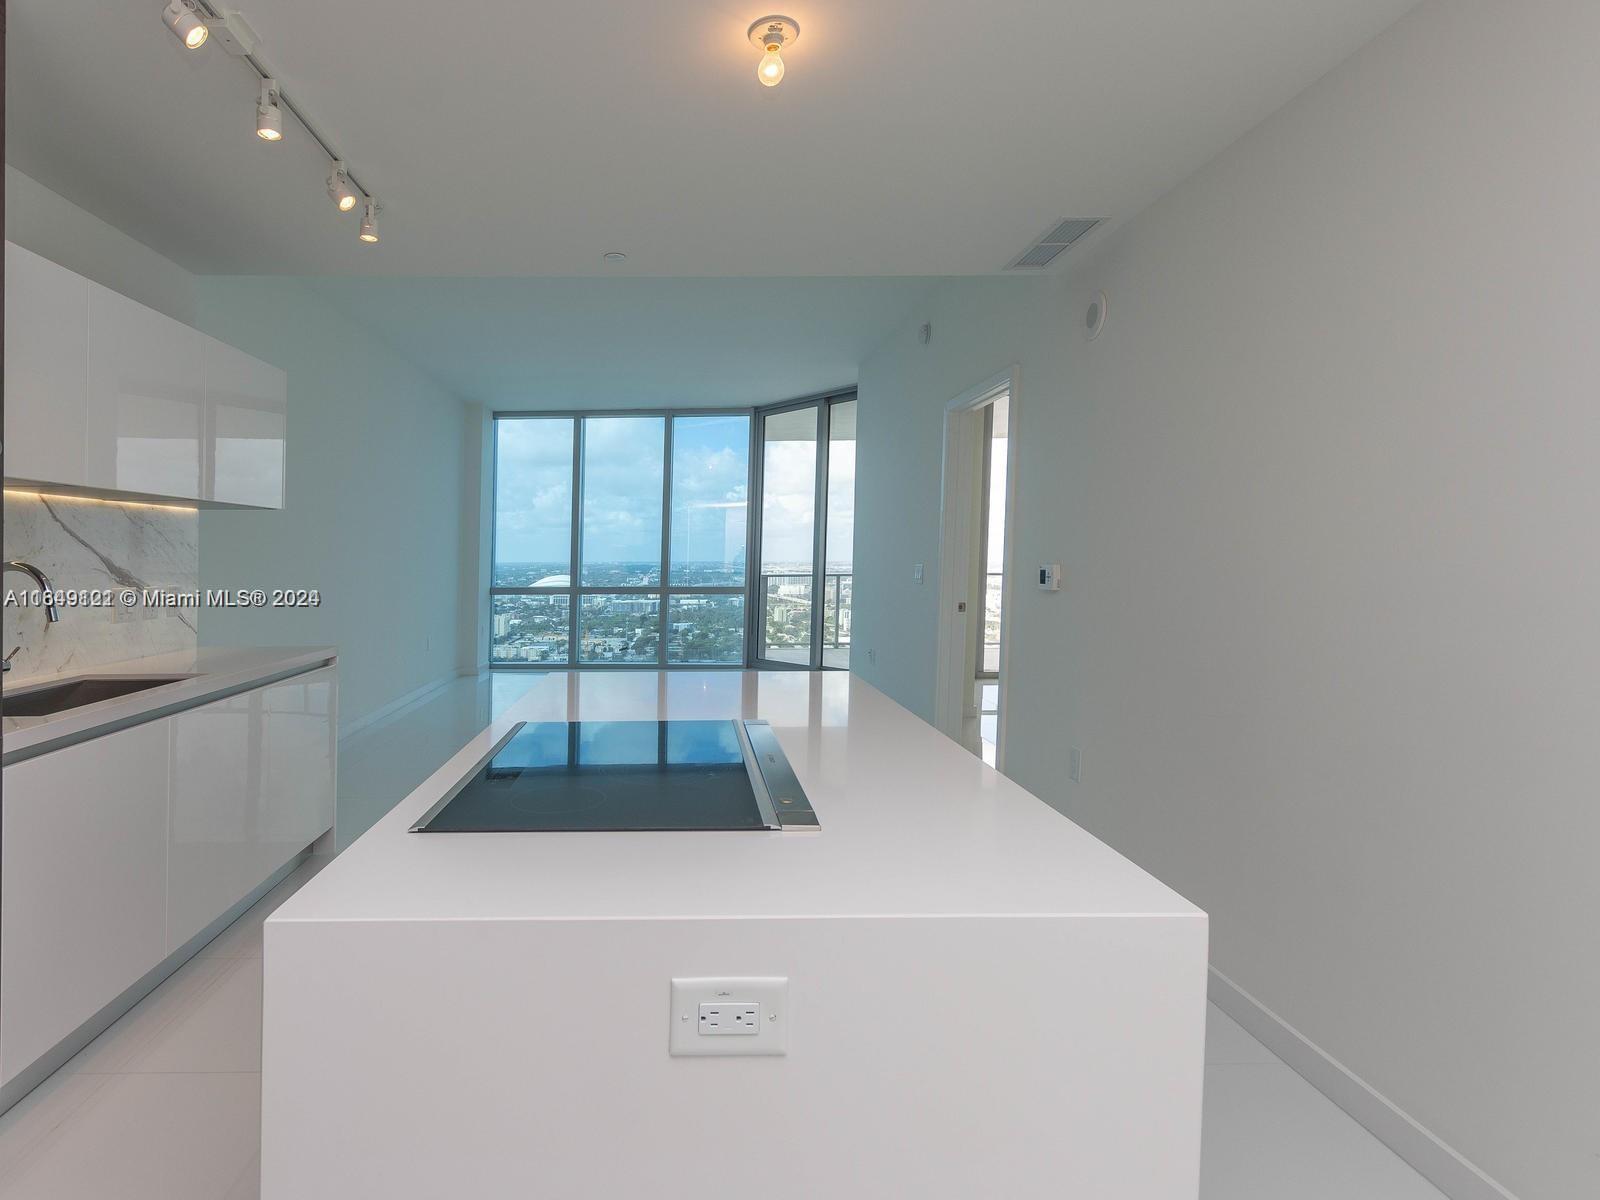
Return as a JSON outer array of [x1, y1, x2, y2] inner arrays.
[[0, 664, 336, 1094], [167, 667, 336, 949], [257, 667, 337, 867], [167, 690, 259, 950], [0, 721, 170, 1086]]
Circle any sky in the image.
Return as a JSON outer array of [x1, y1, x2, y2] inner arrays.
[[493, 409, 852, 569]]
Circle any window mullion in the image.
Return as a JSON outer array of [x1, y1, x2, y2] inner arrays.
[[569, 416, 584, 665], [659, 416, 674, 665]]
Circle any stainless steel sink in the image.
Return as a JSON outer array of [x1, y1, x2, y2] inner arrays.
[[2, 675, 193, 717]]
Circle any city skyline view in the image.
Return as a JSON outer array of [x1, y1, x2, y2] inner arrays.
[[491, 401, 854, 668]]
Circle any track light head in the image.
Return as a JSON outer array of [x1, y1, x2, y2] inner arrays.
[[256, 79, 283, 141], [327, 162, 359, 212], [358, 200, 380, 244], [162, 0, 209, 49]]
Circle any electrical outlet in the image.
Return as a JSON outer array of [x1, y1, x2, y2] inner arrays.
[[670, 977, 788, 1057], [699, 1002, 760, 1035], [1069, 747, 1082, 783]]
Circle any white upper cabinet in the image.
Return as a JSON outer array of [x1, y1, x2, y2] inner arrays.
[[3, 241, 286, 508], [3, 244, 89, 485], [205, 337, 287, 509], [86, 281, 207, 501]]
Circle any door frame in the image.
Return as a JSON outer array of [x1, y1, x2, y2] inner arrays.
[[933, 367, 1020, 768]]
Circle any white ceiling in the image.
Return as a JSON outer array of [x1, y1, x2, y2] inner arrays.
[[296, 276, 938, 407], [7, 0, 1418, 276]]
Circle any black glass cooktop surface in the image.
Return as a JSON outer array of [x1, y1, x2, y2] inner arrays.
[[411, 719, 788, 833]]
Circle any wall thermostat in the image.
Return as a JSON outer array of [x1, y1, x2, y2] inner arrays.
[[1038, 563, 1062, 591]]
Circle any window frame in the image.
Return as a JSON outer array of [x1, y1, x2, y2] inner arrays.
[[749, 388, 857, 671], [490, 392, 856, 671], [490, 407, 756, 670]]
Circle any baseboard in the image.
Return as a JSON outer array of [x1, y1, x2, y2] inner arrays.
[[337, 670, 463, 741], [1208, 967, 1519, 1200]]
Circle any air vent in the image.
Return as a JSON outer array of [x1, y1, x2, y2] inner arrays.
[[1005, 218, 1103, 271]]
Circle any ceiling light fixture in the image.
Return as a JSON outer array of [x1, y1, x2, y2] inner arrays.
[[327, 162, 359, 212], [161, 0, 209, 49], [748, 16, 798, 88], [602, 251, 627, 263], [158, 0, 388, 241], [255, 78, 283, 141]]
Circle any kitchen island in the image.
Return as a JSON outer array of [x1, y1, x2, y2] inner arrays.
[[262, 671, 1206, 1198]]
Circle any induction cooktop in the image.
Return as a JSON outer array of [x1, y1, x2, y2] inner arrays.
[[409, 719, 818, 833]]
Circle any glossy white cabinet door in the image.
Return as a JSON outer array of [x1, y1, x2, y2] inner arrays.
[[0, 722, 170, 1086], [2, 242, 89, 486], [86, 281, 206, 500], [259, 667, 337, 866], [167, 668, 335, 949], [166, 689, 259, 950], [204, 337, 287, 508]]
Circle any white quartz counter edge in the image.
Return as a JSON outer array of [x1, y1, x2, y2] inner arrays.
[[1, 645, 337, 762]]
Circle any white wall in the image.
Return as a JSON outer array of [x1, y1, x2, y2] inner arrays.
[[194, 278, 469, 730], [854, 3, 1597, 1198]]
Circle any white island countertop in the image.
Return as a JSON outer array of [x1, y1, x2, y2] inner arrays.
[[1, 645, 337, 763], [263, 671, 1208, 1199], [275, 670, 1200, 923]]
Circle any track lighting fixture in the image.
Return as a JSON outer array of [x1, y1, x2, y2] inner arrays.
[[748, 16, 798, 87], [327, 162, 359, 212], [256, 78, 283, 141], [157, 5, 390, 242], [162, 0, 209, 49]]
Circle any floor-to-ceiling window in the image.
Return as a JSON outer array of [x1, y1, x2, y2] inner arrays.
[[491, 411, 750, 667], [490, 397, 850, 670], [753, 392, 856, 670]]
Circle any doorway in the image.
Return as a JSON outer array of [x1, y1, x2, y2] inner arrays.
[[934, 370, 1018, 768]]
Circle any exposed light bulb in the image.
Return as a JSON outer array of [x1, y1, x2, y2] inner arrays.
[[327, 162, 359, 212], [256, 79, 283, 141], [748, 18, 797, 88], [758, 46, 785, 87], [358, 200, 380, 243], [162, 0, 208, 49]]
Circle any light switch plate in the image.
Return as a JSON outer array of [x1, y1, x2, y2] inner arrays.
[[670, 977, 789, 1057]]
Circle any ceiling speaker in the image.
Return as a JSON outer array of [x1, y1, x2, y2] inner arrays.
[[1085, 291, 1108, 340]]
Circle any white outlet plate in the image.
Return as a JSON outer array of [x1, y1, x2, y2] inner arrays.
[[670, 977, 788, 1057]]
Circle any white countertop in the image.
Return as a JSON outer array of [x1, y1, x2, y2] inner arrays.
[[275, 671, 1200, 923], [1, 645, 337, 762]]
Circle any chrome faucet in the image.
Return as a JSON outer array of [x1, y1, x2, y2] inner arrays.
[[2, 560, 60, 672]]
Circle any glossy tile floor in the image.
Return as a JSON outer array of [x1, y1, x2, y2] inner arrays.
[[0, 670, 1447, 1198]]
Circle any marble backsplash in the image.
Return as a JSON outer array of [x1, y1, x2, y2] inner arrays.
[[2, 492, 199, 678]]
